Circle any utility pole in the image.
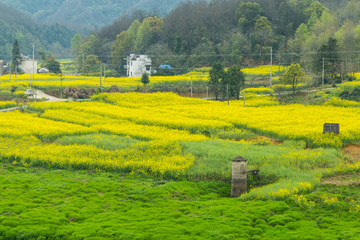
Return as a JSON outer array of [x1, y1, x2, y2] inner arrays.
[[278, 53, 281, 72], [32, 43, 35, 88], [82, 52, 85, 69], [243, 89, 246, 107], [9, 62, 12, 81], [190, 68, 193, 98], [270, 47, 273, 88], [345, 59, 348, 81], [100, 62, 102, 93], [322, 58, 325, 86], [60, 74, 63, 99], [103, 64, 106, 84], [227, 84, 229, 105]]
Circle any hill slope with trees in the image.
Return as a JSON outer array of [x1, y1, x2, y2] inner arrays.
[[72, 0, 360, 83], [0, 2, 75, 61], [0, 0, 191, 29]]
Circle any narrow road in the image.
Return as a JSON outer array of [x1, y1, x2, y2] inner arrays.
[[0, 89, 68, 112], [0, 107, 23, 112], [30, 89, 68, 102]]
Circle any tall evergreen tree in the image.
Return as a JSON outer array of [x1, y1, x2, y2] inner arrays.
[[222, 65, 245, 99], [12, 39, 22, 76], [313, 37, 341, 83], [209, 62, 225, 100]]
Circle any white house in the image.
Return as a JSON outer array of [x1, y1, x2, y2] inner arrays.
[[0, 60, 3, 76], [20, 59, 38, 75], [124, 54, 152, 77]]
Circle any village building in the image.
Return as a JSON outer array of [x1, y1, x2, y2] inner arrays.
[[20, 56, 38, 75], [124, 54, 152, 77], [0, 60, 3, 76]]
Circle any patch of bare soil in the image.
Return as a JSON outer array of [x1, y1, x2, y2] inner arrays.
[[321, 144, 360, 186], [321, 174, 360, 186], [245, 136, 283, 145], [269, 138, 283, 145], [343, 144, 360, 162]]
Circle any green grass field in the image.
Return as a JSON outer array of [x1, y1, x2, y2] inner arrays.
[[0, 163, 359, 240], [1, 87, 360, 239]]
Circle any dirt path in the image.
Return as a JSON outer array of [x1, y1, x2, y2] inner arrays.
[[321, 144, 360, 186], [343, 144, 360, 162], [321, 174, 360, 186]]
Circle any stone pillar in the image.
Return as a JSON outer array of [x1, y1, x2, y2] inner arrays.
[[231, 155, 247, 198], [323, 123, 339, 134]]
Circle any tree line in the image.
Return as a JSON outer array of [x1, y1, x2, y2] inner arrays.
[[69, 0, 360, 84], [0, 2, 75, 61]]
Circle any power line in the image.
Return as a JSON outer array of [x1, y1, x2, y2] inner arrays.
[[55, 49, 360, 59]]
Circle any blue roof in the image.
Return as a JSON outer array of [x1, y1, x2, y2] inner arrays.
[[159, 65, 172, 69]]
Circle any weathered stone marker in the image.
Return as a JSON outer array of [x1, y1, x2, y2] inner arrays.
[[231, 155, 248, 197], [323, 123, 339, 134]]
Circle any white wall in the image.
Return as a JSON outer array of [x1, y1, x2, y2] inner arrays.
[[0, 60, 3, 76], [20, 60, 38, 74], [126, 55, 151, 77]]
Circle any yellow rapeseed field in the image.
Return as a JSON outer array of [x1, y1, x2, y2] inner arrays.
[[0, 65, 287, 90], [1, 91, 359, 200], [0, 72, 208, 89]]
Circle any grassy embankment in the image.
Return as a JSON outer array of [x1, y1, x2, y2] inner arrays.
[[1, 163, 359, 240]]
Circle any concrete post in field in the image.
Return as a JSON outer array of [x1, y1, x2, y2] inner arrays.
[[231, 155, 247, 197]]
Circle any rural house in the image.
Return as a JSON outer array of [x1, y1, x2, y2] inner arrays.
[[125, 54, 152, 77], [20, 55, 38, 75], [0, 60, 3, 76]]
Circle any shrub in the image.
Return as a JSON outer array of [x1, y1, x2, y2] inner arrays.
[[64, 87, 96, 99]]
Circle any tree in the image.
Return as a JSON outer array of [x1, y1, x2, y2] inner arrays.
[[38, 50, 51, 67], [111, 30, 136, 74], [141, 72, 150, 86], [135, 16, 163, 52], [81, 54, 100, 75], [81, 35, 100, 57], [236, 2, 262, 34], [38, 51, 62, 74], [71, 34, 82, 70], [71, 34, 82, 58], [313, 37, 341, 83], [12, 39, 22, 76], [219, 32, 249, 65], [222, 65, 245, 99], [282, 64, 305, 94], [335, 20, 358, 78], [77, 34, 100, 73], [254, 16, 272, 57], [288, 23, 309, 52], [209, 62, 225, 100], [45, 56, 62, 74]]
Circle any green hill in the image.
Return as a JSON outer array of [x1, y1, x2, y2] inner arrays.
[[0, 2, 75, 60], [0, 0, 190, 29]]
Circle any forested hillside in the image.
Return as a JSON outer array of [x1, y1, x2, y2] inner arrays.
[[72, 0, 360, 80], [0, 3, 75, 61], [0, 0, 190, 29]]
